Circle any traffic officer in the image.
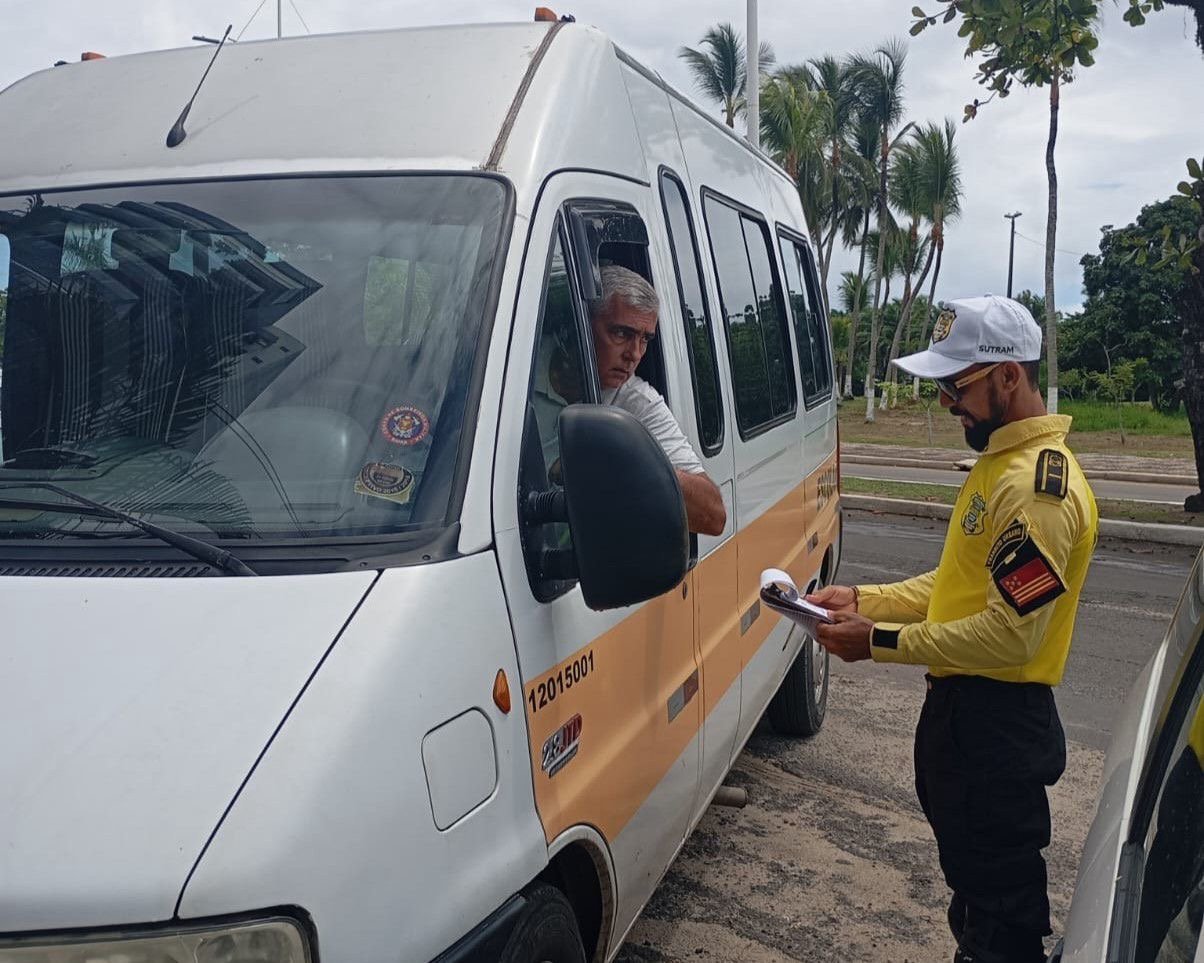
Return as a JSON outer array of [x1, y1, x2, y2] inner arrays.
[[808, 295, 1099, 963]]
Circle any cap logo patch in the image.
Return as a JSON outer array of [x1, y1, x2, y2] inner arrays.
[[932, 308, 956, 343], [961, 491, 987, 536]]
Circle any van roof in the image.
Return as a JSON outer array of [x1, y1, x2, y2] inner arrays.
[[0, 22, 790, 197]]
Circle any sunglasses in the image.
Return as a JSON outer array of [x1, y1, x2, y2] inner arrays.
[[935, 363, 1002, 403]]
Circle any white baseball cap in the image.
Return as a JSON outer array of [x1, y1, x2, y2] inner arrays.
[[892, 295, 1044, 379]]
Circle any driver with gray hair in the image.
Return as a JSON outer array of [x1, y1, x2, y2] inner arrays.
[[589, 264, 726, 536]]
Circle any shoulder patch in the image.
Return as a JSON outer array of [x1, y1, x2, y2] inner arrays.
[[989, 521, 1066, 616], [1035, 448, 1070, 500]]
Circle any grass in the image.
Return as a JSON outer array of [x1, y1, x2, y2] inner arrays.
[[842, 476, 1203, 528], [1059, 400, 1192, 436], [838, 399, 1196, 459]]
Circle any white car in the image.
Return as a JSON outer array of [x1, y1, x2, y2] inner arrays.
[[1055, 546, 1204, 962]]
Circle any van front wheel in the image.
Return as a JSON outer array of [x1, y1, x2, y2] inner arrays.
[[498, 884, 588, 963], [767, 630, 829, 737]]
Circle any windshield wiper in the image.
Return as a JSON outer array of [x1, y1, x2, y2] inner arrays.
[[0, 483, 257, 576]]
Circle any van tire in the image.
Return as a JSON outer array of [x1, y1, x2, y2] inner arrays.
[[767, 632, 828, 737], [497, 884, 588, 963]]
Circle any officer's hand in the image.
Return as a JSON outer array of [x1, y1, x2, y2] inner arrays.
[[815, 612, 874, 663], [805, 584, 858, 614]]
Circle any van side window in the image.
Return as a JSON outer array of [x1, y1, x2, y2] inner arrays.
[[703, 195, 796, 437], [659, 171, 723, 455], [519, 226, 593, 600], [778, 233, 834, 407]]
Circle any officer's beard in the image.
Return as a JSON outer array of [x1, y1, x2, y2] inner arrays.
[[952, 384, 1007, 453]]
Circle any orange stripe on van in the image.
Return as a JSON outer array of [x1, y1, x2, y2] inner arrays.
[[524, 454, 839, 845]]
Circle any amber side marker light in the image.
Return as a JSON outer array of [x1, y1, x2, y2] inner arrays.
[[81, 52, 107, 61], [493, 670, 512, 714], [534, 7, 559, 20]]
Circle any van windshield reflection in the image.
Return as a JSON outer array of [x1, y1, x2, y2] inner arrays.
[[0, 175, 506, 545]]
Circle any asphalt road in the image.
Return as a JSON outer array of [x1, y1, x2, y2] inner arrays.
[[836, 512, 1199, 749], [617, 513, 1198, 962], [844, 461, 1196, 506]]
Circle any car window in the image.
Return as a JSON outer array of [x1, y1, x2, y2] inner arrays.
[[519, 226, 592, 600], [703, 194, 796, 438], [1134, 672, 1204, 963], [659, 171, 723, 455], [778, 233, 834, 407]]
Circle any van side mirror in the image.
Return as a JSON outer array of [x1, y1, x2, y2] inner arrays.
[[524, 405, 688, 610]]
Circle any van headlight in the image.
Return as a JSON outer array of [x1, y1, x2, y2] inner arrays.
[[0, 916, 311, 963]]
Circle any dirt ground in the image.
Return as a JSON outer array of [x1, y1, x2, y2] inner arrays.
[[616, 663, 1103, 963]]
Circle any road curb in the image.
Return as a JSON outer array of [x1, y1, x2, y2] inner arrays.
[[841, 454, 1198, 487], [842, 494, 1204, 547]]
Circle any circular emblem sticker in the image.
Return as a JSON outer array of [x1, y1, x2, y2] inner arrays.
[[354, 462, 415, 504], [379, 405, 430, 446]]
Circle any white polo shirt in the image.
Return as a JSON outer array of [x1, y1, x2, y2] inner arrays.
[[602, 375, 706, 476]]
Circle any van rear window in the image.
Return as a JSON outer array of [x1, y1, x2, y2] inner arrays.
[[0, 175, 507, 549], [778, 233, 834, 407], [702, 195, 796, 437]]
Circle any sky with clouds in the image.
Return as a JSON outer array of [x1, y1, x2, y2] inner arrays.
[[1, 0, 1201, 311]]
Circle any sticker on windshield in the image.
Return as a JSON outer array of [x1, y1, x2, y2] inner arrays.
[[379, 405, 430, 447], [354, 462, 415, 504]]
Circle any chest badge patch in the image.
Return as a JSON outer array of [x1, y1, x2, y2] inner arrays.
[[961, 492, 987, 536], [932, 307, 957, 343]]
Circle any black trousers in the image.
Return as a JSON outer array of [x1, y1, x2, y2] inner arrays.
[[915, 674, 1066, 963]]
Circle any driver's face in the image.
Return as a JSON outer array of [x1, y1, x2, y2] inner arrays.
[[591, 299, 658, 390]]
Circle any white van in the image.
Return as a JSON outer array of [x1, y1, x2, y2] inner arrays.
[[1054, 546, 1204, 963], [0, 19, 841, 963]]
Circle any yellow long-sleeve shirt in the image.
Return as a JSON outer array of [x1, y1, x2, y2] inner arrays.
[[858, 414, 1098, 685]]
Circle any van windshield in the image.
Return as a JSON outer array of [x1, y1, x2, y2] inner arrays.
[[0, 175, 507, 549]]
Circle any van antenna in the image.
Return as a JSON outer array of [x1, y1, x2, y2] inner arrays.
[[166, 24, 232, 148]]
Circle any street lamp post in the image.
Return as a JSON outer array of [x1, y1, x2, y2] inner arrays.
[[1004, 211, 1022, 298], [746, 0, 759, 149]]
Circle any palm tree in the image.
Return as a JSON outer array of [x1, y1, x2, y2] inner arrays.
[[678, 24, 775, 128], [804, 56, 860, 313], [904, 119, 962, 397], [848, 39, 912, 423], [840, 114, 881, 398], [879, 210, 933, 407], [760, 72, 828, 268]]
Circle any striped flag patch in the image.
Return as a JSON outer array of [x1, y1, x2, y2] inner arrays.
[[990, 521, 1066, 616]]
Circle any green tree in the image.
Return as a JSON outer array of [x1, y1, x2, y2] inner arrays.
[[848, 39, 912, 422], [913, 0, 1104, 414], [1125, 158, 1204, 505], [678, 23, 775, 128], [1123, 0, 1203, 48], [1067, 196, 1194, 412]]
